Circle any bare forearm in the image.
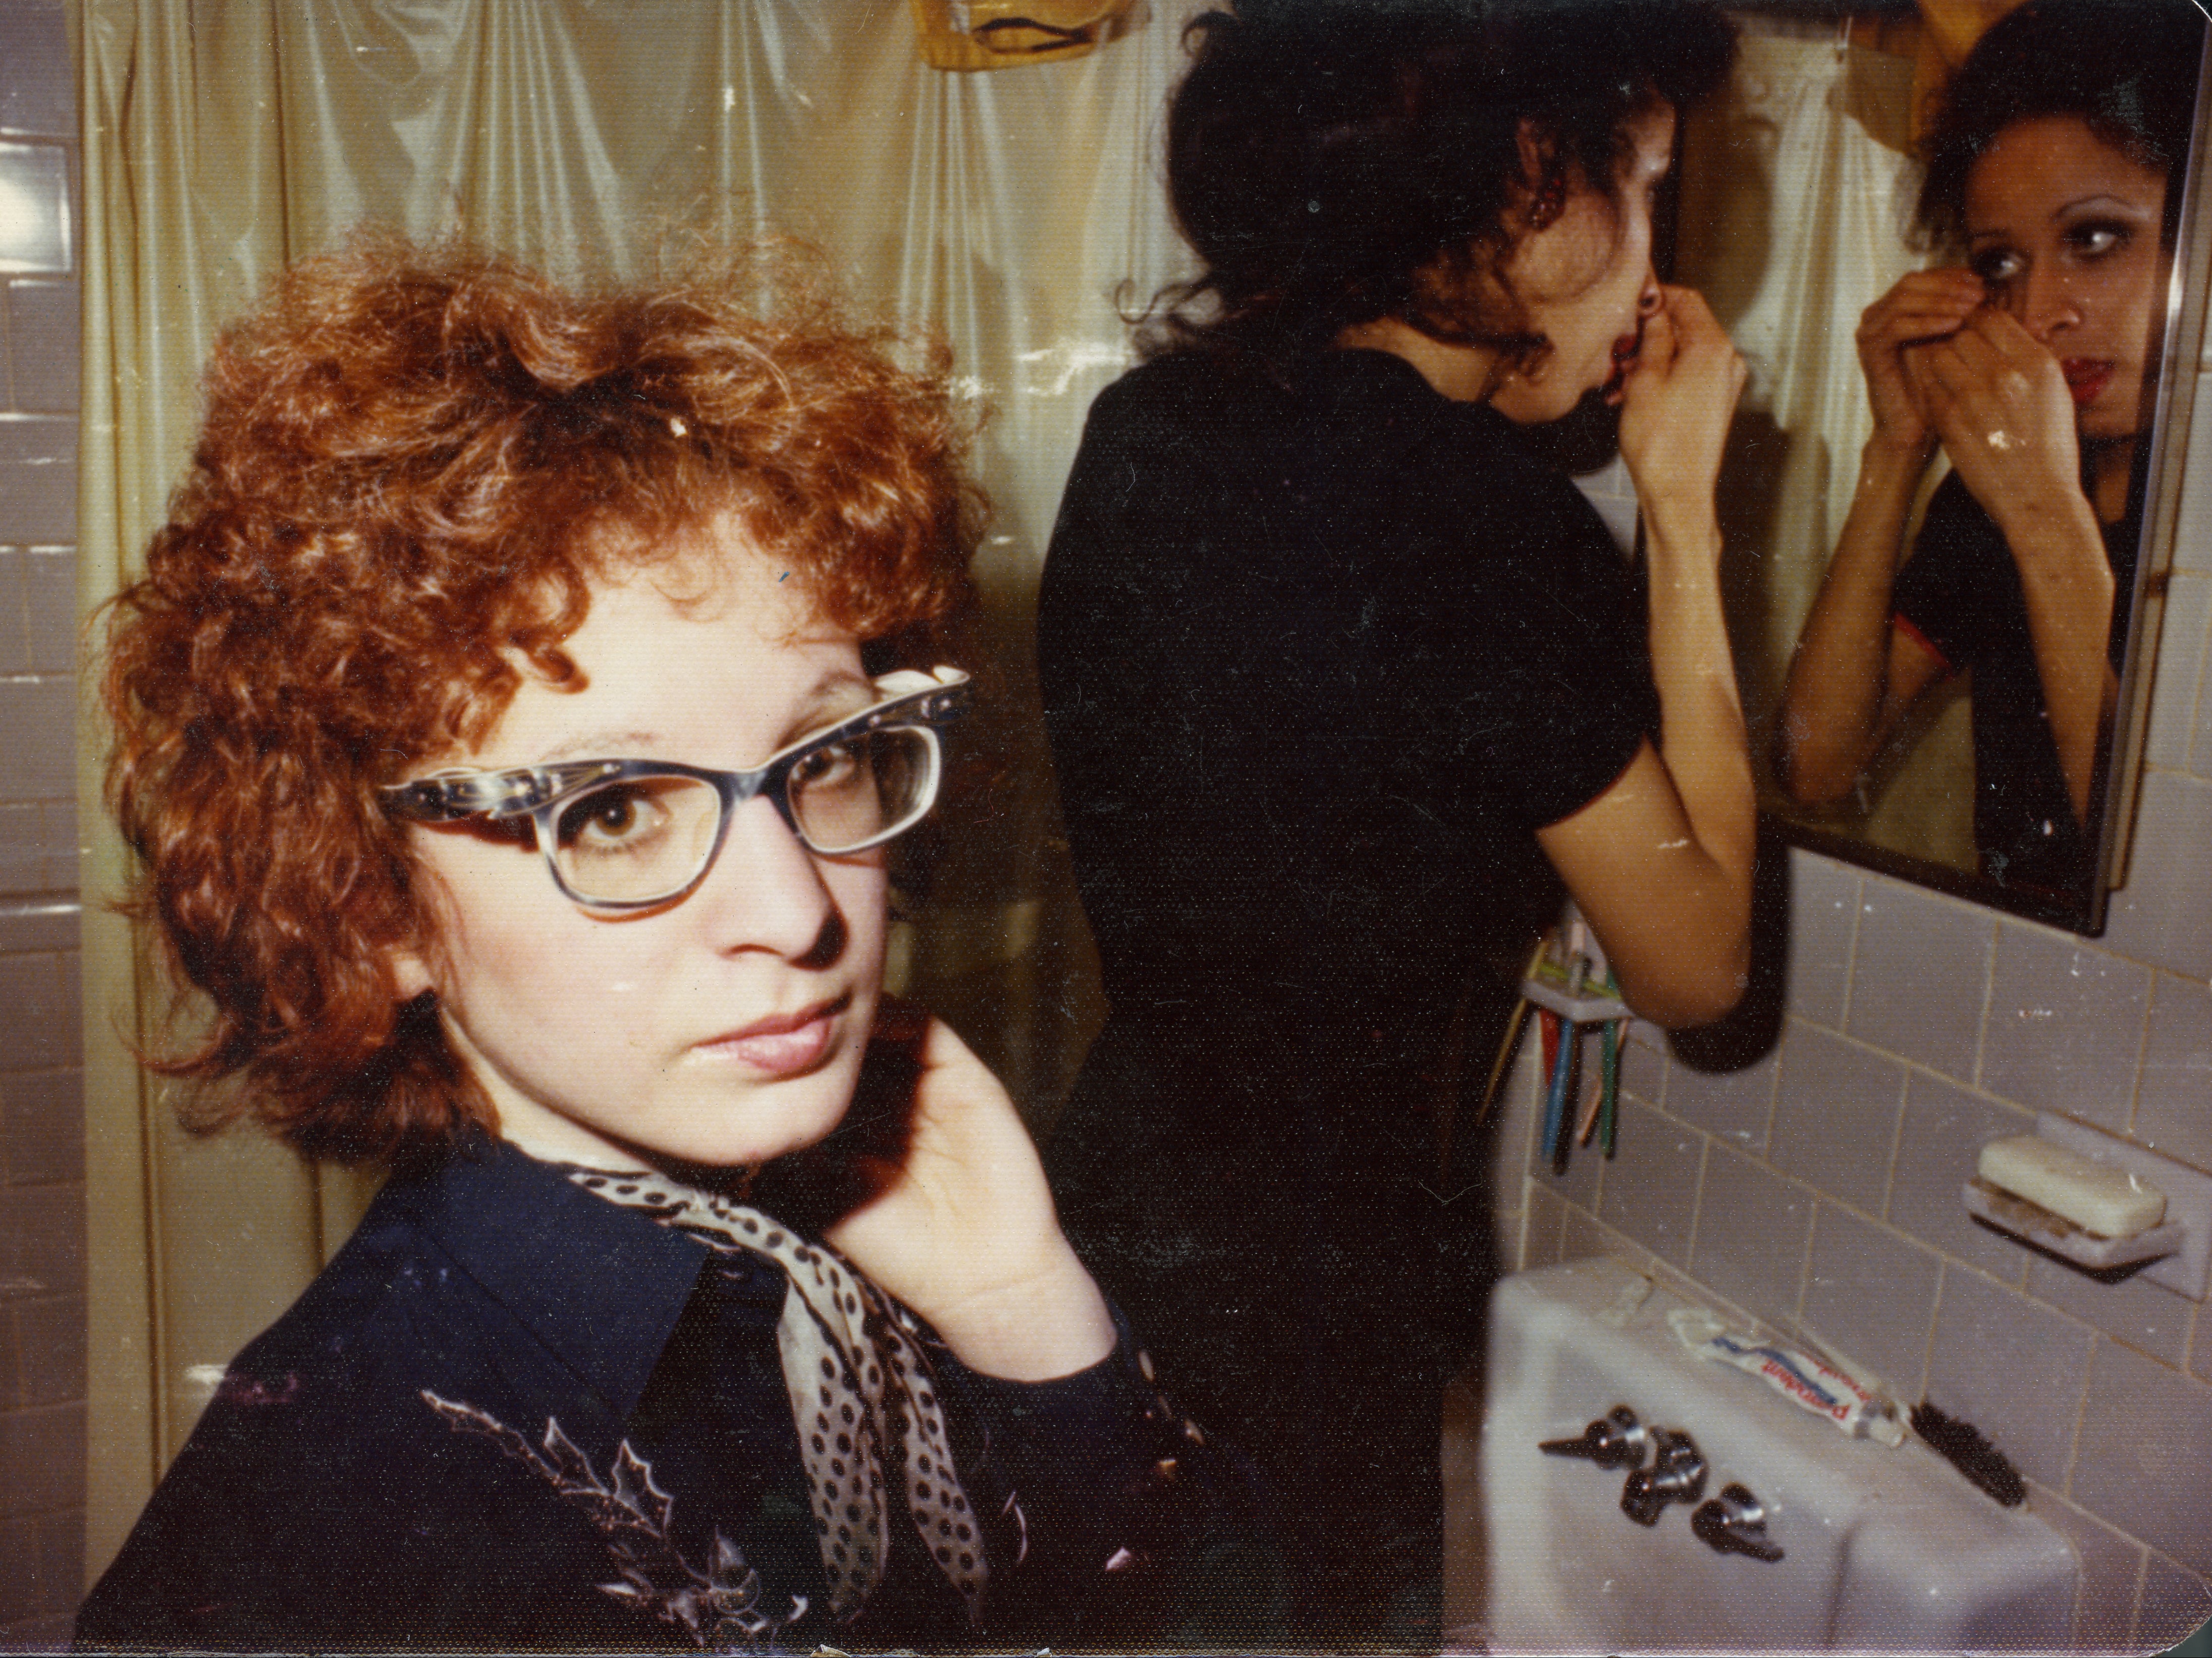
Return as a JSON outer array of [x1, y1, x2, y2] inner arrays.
[[1536, 516, 1755, 1029], [1600, 498, 1755, 1022], [1989, 494, 2118, 823], [1781, 440, 1927, 802], [1905, 302, 2115, 821], [1563, 286, 1754, 1026], [1644, 499, 1756, 888]]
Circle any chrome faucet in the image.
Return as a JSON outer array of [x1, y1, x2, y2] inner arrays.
[[1620, 1428, 1706, 1525], [1539, 1406, 1650, 1470], [1692, 1482, 1786, 1562], [1540, 1405, 1785, 1561]]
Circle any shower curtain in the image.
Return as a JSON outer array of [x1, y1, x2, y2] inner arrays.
[[1673, 15, 1978, 871], [75, 0, 1202, 1572]]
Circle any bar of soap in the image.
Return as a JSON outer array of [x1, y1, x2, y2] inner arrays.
[[1977, 1136, 2166, 1239]]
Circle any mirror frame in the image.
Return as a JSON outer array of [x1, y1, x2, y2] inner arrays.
[[1711, 6, 2212, 935], [2086, 26, 2212, 934]]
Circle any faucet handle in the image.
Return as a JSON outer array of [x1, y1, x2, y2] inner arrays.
[[1620, 1428, 1706, 1525], [1539, 1406, 1649, 1469], [1691, 1482, 1786, 1562]]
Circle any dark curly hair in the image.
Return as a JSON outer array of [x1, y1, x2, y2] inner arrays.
[[103, 233, 980, 1169], [1917, 0, 2204, 251], [1151, 0, 1736, 362]]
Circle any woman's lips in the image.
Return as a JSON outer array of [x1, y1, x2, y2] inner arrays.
[[2062, 358, 2114, 407], [699, 995, 846, 1075]]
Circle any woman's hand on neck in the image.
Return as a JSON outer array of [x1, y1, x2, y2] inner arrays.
[[1334, 315, 1503, 405], [763, 1005, 1115, 1381]]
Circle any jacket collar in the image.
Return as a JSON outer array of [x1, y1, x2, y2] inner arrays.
[[376, 1138, 780, 1422]]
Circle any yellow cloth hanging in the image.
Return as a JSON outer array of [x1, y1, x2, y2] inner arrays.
[[908, 0, 1130, 70]]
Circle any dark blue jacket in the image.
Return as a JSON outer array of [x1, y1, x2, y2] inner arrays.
[[77, 1139, 1269, 1651]]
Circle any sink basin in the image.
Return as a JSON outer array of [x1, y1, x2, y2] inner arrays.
[[1469, 1257, 2077, 1653]]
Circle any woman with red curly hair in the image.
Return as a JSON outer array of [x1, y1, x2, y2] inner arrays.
[[77, 236, 1262, 1652]]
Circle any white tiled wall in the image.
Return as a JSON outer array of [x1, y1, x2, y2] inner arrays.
[[0, 0, 81, 1646], [1504, 365, 2212, 1655]]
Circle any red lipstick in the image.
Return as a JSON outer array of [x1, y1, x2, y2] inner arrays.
[[2062, 359, 2113, 408]]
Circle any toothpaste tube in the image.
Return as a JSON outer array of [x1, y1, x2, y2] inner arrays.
[[1668, 1308, 1905, 1446]]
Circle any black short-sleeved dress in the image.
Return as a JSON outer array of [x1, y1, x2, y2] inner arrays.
[[1890, 469, 2140, 898], [1037, 346, 1659, 1637]]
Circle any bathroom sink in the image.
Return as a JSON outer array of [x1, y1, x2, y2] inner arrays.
[[1469, 1256, 2076, 1653]]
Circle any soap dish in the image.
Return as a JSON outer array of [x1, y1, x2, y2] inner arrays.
[[1961, 1176, 2186, 1270]]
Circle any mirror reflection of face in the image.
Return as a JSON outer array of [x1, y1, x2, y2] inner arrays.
[[1964, 115, 2169, 444], [394, 523, 889, 1174], [1493, 101, 1673, 426]]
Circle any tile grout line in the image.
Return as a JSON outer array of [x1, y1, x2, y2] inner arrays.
[[1876, 1060, 1909, 1228], [2178, 557, 2212, 776], [1682, 1132, 1710, 1286], [2136, 1544, 2212, 1647], [1836, 866, 1864, 1033], [2059, 1334, 2097, 1503], [2122, 1548, 2150, 1654], [1917, 1261, 1947, 1409], [2127, 967, 2166, 1142], [1793, 1196, 1820, 1329], [1971, 914, 2000, 1093]]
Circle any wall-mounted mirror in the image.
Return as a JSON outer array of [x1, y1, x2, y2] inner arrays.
[[1665, 0, 2208, 934]]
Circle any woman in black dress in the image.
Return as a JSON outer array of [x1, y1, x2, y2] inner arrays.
[[1783, 0, 2203, 899], [1037, 2, 1751, 1644]]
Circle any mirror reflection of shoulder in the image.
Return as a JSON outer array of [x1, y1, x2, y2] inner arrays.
[[1777, 0, 2204, 919]]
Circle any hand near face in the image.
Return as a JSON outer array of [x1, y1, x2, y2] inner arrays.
[[1856, 268, 1985, 456], [1905, 305, 2083, 531], [1615, 285, 1747, 519], [763, 1003, 1115, 1380]]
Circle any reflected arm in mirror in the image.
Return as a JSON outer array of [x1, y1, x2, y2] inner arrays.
[[1911, 308, 2120, 824], [1779, 284, 2118, 828], [1778, 436, 1953, 808], [1780, 270, 1973, 809], [1539, 288, 1755, 1031]]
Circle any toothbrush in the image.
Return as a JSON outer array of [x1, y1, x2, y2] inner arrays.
[[1599, 1015, 1622, 1155], [1550, 925, 1590, 1163], [1542, 1009, 1574, 1167], [1575, 1058, 1605, 1146]]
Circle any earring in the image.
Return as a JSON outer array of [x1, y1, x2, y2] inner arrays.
[[1528, 178, 1566, 232]]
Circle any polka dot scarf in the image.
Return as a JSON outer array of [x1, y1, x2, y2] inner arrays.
[[564, 1166, 986, 1623]]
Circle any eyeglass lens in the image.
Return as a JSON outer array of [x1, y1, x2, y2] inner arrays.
[[547, 726, 936, 904]]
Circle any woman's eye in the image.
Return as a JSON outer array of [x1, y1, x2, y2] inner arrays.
[[1970, 246, 2024, 286], [792, 741, 864, 790], [558, 785, 667, 850], [2065, 221, 2128, 259]]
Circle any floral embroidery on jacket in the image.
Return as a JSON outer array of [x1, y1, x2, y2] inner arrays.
[[422, 1390, 808, 1652]]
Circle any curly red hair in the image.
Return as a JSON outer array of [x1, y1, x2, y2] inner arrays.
[[104, 233, 979, 1168]]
